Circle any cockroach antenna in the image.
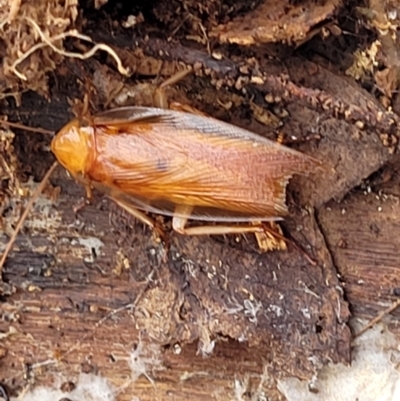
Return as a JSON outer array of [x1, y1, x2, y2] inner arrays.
[[0, 119, 54, 136]]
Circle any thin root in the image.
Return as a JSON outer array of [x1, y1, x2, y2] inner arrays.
[[0, 0, 21, 30], [10, 17, 129, 81], [0, 161, 58, 273]]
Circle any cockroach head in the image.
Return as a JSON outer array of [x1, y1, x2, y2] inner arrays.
[[51, 119, 93, 176]]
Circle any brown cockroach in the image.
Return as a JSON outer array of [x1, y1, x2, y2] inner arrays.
[[50, 71, 321, 253], [0, 70, 322, 269]]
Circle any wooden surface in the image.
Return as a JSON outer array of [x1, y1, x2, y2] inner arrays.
[[0, 161, 350, 400], [0, 88, 351, 399], [1, 1, 400, 399], [319, 163, 400, 318]]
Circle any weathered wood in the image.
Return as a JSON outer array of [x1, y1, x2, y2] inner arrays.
[[2, 0, 400, 398], [1, 85, 349, 399], [318, 161, 400, 319]]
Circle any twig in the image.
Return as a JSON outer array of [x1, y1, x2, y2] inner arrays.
[[0, 161, 58, 273], [354, 297, 400, 338]]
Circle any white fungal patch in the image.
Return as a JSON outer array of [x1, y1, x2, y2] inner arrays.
[[278, 320, 400, 401]]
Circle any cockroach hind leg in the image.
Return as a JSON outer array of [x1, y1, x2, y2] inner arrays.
[[158, 68, 193, 90], [172, 207, 288, 252], [152, 221, 168, 245], [254, 221, 287, 252], [173, 222, 266, 237], [152, 68, 204, 115], [172, 206, 267, 237], [260, 222, 317, 265]]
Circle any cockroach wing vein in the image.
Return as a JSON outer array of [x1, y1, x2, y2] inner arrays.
[[87, 107, 320, 222]]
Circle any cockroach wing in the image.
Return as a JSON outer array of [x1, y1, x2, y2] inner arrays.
[[93, 107, 165, 127], [93, 181, 286, 223], [88, 107, 321, 223]]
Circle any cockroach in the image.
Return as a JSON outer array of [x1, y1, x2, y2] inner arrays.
[[0, 70, 322, 267], [50, 102, 321, 251]]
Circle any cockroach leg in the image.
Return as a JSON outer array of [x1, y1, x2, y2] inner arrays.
[[85, 184, 93, 201], [111, 198, 166, 243], [153, 68, 193, 109], [112, 198, 155, 229], [173, 220, 266, 236], [81, 92, 90, 118], [158, 68, 193, 90], [169, 101, 209, 116], [173, 220, 271, 236], [261, 223, 317, 265], [172, 207, 315, 264], [254, 221, 287, 252], [151, 67, 207, 115], [172, 205, 266, 236], [72, 182, 93, 214]]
